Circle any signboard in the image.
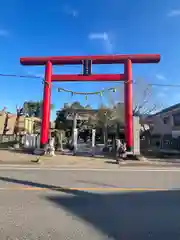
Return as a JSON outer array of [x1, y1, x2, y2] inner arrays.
[[66, 113, 89, 121], [82, 60, 92, 76]]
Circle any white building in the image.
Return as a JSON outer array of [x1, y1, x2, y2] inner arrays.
[[144, 103, 180, 137]]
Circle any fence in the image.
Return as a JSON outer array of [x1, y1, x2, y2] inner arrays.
[[22, 134, 40, 149], [0, 134, 16, 143], [160, 134, 180, 151], [140, 134, 180, 153]]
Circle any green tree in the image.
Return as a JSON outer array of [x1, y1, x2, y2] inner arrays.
[[70, 101, 84, 109], [94, 105, 113, 146], [23, 101, 55, 118], [55, 109, 67, 130], [55, 101, 92, 134]]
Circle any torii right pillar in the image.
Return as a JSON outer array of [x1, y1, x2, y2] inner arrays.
[[125, 59, 133, 152]]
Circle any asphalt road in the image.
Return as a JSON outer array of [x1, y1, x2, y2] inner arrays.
[[0, 167, 180, 239]]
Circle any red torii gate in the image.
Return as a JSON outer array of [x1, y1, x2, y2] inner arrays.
[[20, 54, 160, 151]]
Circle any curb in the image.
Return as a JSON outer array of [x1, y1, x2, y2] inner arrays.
[[0, 162, 179, 169]]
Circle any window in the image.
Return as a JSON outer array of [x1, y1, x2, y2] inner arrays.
[[163, 116, 170, 124], [173, 112, 180, 126]]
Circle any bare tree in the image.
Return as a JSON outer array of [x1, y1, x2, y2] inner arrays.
[[133, 78, 160, 115], [86, 78, 165, 146], [102, 78, 166, 142], [106, 78, 165, 117], [14, 105, 24, 139], [0, 107, 7, 115]]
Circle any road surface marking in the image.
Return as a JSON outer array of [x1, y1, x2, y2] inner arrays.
[[0, 166, 180, 172], [0, 187, 167, 191]]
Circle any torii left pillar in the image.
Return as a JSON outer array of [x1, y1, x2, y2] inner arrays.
[[41, 61, 52, 147]]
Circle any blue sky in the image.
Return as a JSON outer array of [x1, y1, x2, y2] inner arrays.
[[0, 0, 180, 119]]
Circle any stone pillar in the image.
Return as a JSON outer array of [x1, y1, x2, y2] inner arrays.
[[73, 128, 78, 155], [133, 116, 140, 155], [91, 129, 96, 156]]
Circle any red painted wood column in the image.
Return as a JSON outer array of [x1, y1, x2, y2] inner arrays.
[[124, 59, 133, 151], [40, 61, 52, 147]]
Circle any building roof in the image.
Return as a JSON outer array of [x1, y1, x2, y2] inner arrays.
[[56, 103, 125, 122], [151, 103, 180, 117], [59, 108, 99, 114]]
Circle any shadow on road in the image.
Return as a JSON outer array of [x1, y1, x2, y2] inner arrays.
[[0, 175, 180, 239], [46, 190, 180, 239], [0, 176, 92, 197]]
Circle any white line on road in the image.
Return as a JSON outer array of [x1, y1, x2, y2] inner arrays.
[[0, 165, 180, 172]]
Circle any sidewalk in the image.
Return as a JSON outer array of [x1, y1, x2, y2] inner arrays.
[[0, 149, 180, 168], [0, 150, 117, 168]]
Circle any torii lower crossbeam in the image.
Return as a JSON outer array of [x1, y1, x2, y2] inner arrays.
[[20, 54, 160, 152]]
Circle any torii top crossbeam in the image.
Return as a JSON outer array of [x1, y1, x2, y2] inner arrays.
[[20, 54, 160, 65]]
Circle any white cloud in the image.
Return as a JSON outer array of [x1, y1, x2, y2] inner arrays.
[[88, 32, 108, 40], [167, 9, 180, 17], [155, 74, 167, 81], [63, 5, 78, 18], [88, 32, 113, 53], [0, 29, 9, 37]]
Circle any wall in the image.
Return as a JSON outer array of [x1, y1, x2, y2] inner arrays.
[[0, 113, 41, 135], [6, 114, 16, 135], [24, 117, 41, 134], [144, 109, 180, 136], [0, 112, 6, 134], [148, 115, 172, 135]]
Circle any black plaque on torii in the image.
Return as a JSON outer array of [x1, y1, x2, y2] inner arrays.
[[82, 59, 92, 76]]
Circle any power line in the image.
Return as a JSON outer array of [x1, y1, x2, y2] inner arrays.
[[0, 72, 180, 88], [148, 83, 180, 87], [0, 73, 42, 79]]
